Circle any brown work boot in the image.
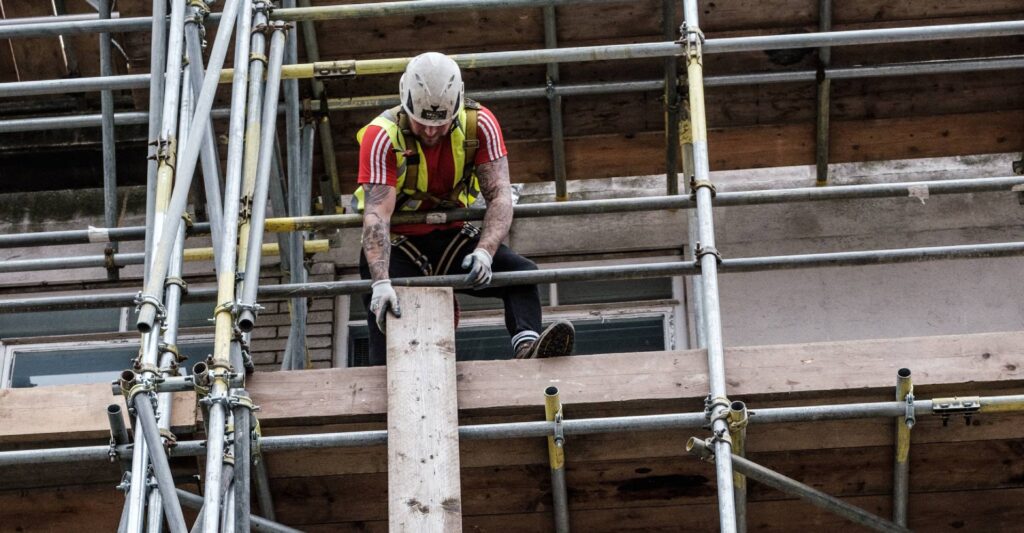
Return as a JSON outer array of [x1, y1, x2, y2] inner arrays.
[[513, 320, 575, 359]]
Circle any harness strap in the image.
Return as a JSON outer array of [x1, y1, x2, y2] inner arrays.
[[393, 102, 481, 211], [437, 223, 481, 276], [390, 234, 432, 276]]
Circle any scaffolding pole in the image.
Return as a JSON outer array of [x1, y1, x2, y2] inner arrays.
[[2, 240, 1024, 312], [4, 393, 1023, 466], [680, 1, 737, 529], [0, 174, 1019, 249], [893, 368, 914, 526], [815, 0, 832, 184], [542, 3, 569, 201], [135, 0, 242, 333], [5, 54, 1023, 133], [687, 438, 910, 533], [98, 0, 118, 282]]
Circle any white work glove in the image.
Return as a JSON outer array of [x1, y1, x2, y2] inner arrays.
[[369, 279, 401, 332], [461, 248, 493, 289]]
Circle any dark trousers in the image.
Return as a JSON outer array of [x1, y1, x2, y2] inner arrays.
[[359, 227, 542, 366]]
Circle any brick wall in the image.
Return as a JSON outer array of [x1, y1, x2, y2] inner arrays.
[[248, 269, 337, 372]]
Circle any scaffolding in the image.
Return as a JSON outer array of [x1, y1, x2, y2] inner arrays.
[[1, 0, 1023, 531]]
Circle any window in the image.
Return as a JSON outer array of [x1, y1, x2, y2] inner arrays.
[[1, 338, 213, 388], [0, 301, 216, 389], [344, 258, 682, 366]]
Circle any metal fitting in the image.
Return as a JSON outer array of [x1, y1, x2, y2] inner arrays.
[[252, 0, 272, 14], [694, 242, 724, 265], [156, 137, 177, 167], [545, 79, 558, 100], [248, 51, 269, 66], [704, 395, 732, 424], [164, 276, 188, 294], [134, 292, 167, 321], [689, 176, 717, 197], [235, 301, 265, 317], [192, 361, 211, 397], [313, 60, 357, 80], [159, 428, 179, 449], [904, 392, 916, 429], [119, 370, 156, 414], [933, 396, 981, 426], [678, 21, 705, 63], [117, 471, 132, 493], [552, 408, 565, 448]]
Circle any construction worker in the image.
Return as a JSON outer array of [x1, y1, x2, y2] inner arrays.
[[354, 51, 574, 366]]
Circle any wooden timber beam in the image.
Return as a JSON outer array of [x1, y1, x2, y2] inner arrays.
[[386, 287, 463, 532], [2, 330, 1023, 443]]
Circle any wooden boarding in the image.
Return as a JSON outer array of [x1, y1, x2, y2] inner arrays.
[[4, 330, 1021, 443], [386, 287, 463, 532]]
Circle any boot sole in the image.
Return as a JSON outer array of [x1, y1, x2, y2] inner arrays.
[[531, 320, 575, 359]]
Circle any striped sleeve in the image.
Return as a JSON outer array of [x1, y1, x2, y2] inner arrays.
[[357, 124, 398, 187], [474, 106, 508, 165]]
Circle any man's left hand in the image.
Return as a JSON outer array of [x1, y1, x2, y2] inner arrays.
[[462, 248, 493, 288]]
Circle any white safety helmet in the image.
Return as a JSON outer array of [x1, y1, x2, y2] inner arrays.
[[399, 52, 464, 127]]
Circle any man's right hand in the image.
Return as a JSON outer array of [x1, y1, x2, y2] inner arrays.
[[370, 279, 401, 332]]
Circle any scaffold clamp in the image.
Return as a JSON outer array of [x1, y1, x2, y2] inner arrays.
[[134, 292, 167, 321], [933, 396, 980, 426], [553, 409, 565, 448], [904, 392, 916, 429], [314, 60, 357, 80], [694, 242, 723, 266]]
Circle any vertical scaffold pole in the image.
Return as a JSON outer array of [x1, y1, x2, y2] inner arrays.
[[143, 0, 167, 278], [237, 24, 290, 332], [729, 401, 749, 533], [542, 4, 568, 201], [815, 0, 832, 184], [545, 387, 570, 533], [98, 0, 118, 280], [183, 0, 226, 265], [662, 0, 681, 195], [296, 0, 341, 214], [136, 0, 242, 333], [893, 368, 913, 526], [680, 1, 738, 531]]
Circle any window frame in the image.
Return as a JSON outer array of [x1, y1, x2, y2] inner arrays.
[[0, 331, 215, 389]]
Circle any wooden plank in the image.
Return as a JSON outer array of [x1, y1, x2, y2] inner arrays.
[[331, 107, 1024, 190], [4, 330, 1022, 444], [0, 385, 197, 443], [244, 330, 1024, 425], [265, 437, 1024, 525], [387, 286, 462, 532]]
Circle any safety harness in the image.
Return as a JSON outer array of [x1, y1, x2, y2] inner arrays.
[[394, 99, 481, 211], [390, 222, 482, 276]]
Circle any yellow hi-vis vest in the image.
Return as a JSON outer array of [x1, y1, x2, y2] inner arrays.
[[353, 101, 481, 212]]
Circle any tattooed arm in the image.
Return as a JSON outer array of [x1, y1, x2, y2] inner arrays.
[[475, 156, 513, 255], [361, 184, 397, 282]]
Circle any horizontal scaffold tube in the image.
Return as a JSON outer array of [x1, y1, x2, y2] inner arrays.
[[8, 54, 1022, 105], [3, 53, 1022, 132], [0, 240, 1023, 312], [2, 394, 1021, 466], [1, 175, 1020, 248], [0, 241, 328, 273], [272, 21, 1024, 79]]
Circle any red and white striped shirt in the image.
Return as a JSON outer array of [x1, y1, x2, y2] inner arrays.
[[357, 105, 508, 235]]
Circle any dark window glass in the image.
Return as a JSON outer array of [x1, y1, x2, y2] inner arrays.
[[10, 342, 212, 388], [347, 316, 664, 366], [558, 278, 672, 305], [0, 308, 121, 339]]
